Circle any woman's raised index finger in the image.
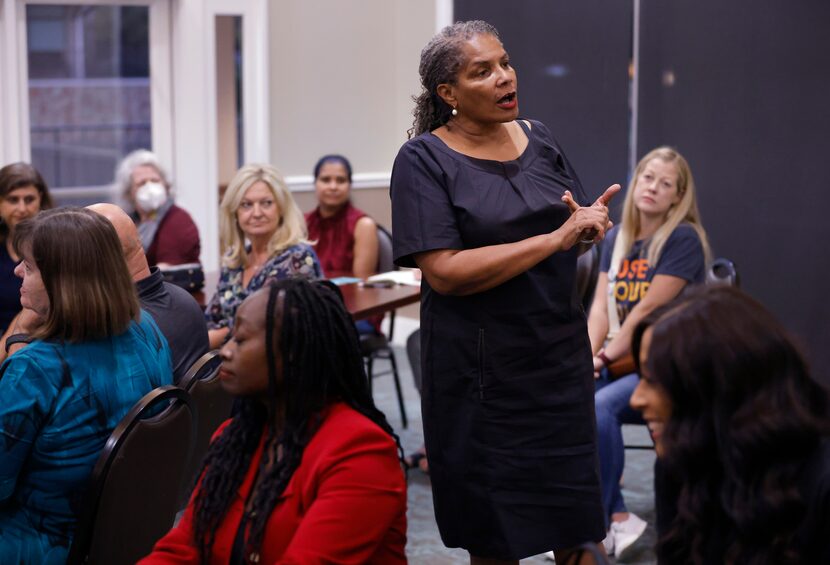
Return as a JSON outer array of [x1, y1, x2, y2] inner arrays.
[[593, 184, 622, 207]]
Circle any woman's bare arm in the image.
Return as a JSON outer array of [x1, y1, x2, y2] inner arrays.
[[352, 217, 379, 279], [208, 327, 230, 350], [587, 271, 610, 355], [416, 184, 620, 296], [415, 205, 610, 296], [600, 274, 688, 362]]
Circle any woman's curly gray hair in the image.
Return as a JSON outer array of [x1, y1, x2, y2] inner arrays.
[[408, 20, 500, 138], [114, 148, 172, 201]]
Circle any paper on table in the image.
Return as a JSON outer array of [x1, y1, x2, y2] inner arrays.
[[329, 276, 363, 286], [365, 270, 421, 287]]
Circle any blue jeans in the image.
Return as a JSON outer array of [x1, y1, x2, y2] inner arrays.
[[355, 319, 377, 335], [594, 371, 645, 528]]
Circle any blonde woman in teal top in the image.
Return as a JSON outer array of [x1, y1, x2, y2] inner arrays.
[[0, 208, 172, 564]]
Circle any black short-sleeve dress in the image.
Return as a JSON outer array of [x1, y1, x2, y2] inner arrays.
[[390, 119, 604, 559]]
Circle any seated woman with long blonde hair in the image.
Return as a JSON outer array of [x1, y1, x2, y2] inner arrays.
[[206, 164, 322, 348], [587, 147, 710, 558]]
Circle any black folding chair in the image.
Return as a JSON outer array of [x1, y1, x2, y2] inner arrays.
[[576, 245, 600, 311], [177, 350, 232, 506], [706, 257, 739, 287], [361, 225, 408, 428], [67, 385, 196, 565]]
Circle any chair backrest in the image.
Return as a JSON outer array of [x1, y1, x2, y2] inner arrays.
[[178, 349, 223, 391], [376, 224, 398, 338], [706, 257, 739, 287], [376, 224, 396, 273], [67, 385, 196, 565], [177, 350, 233, 507], [576, 246, 600, 310]]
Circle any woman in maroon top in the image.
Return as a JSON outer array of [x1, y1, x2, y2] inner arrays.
[[305, 155, 378, 279]]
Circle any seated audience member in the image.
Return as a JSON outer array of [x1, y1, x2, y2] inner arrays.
[[141, 279, 407, 564], [0, 208, 173, 563], [305, 154, 378, 279], [631, 286, 830, 564], [0, 162, 52, 334], [206, 164, 322, 349], [587, 147, 710, 558], [88, 203, 209, 382], [115, 149, 201, 267]]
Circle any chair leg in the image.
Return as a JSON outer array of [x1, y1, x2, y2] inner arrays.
[[388, 350, 408, 429], [366, 355, 374, 394]]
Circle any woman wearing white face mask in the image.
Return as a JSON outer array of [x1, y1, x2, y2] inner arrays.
[[114, 149, 201, 268]]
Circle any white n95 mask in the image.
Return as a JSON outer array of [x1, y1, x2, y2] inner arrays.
[[135, 181, 168, 212]]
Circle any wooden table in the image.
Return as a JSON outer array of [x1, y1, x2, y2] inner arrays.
[[194, 271, 420, 320], [338, 283, 421, 320]]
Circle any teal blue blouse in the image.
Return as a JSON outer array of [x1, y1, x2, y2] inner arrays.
[[0, 312, 173, 563]]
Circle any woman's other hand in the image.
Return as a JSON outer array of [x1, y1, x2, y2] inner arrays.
[[593, 355, 605, 379], [15, 307, 46, 335]]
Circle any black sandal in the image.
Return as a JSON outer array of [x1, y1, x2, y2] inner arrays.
[[405, 449, 429, 473]]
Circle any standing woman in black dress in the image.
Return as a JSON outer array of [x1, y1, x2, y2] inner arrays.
[[390, 20, 620, 565]]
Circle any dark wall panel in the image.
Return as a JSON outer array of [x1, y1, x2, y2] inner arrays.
[[638, 0, 830, 376], [455, 0, 632, 203]]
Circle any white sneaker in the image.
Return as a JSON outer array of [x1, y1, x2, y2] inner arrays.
[[611, 512, 647, 559], [602, 529, 615, 555]]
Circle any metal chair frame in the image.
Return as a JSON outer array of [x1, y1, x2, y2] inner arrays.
[[362, 224, 408, 428]]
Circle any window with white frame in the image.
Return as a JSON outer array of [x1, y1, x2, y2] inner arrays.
[[2, 0, 171, 205]]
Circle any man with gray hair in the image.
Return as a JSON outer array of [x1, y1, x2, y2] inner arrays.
[[88, 203, 209, 382]]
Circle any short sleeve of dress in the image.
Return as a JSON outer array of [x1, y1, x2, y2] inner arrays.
[[655, 224, 705, 283], [390, 140, 464, 268]]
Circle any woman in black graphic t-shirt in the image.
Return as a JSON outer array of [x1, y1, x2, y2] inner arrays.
[[587, 147, 711, 559]]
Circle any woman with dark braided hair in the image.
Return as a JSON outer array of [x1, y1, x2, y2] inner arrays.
[[141, 279, 407, 564], [391, 20, 619, 564], [630, 286, 830, 564]]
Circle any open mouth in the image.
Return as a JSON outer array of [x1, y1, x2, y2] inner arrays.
[[497, 92, 516, 104]]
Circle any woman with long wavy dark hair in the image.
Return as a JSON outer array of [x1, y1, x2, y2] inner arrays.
[[141, 278, 407, 564], [630, 286, 830, 564]]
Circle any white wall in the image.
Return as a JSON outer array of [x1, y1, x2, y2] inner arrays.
[[1, 0, 441, 272], [268, 0, 436, 184]]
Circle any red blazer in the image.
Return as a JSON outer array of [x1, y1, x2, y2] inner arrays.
[[147, 204, 201, 266], [139, 403, 407, 564]]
